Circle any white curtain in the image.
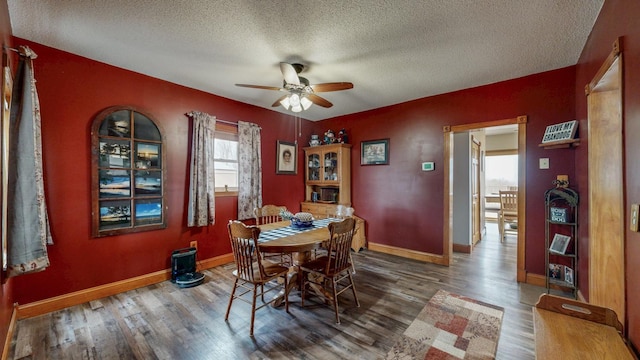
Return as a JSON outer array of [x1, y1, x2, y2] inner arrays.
[[187, 111, 216, 227], [237, 121, 262, 220], [6, 46, 52, 277]]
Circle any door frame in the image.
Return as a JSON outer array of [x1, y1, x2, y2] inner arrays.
[[443, 115, 527, 282]]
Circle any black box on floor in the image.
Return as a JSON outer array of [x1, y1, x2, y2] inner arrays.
[[171, 247, 205, 288]]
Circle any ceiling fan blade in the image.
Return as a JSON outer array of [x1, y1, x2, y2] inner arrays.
[[272, 95, 288, 107], [307, 94, 333, 108], [310, 82, 354, 92], [280, 63, 300, 85], [235, 84, 283, 91]]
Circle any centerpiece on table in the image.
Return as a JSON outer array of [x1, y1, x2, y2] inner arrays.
[[290, 212, 314, 229]]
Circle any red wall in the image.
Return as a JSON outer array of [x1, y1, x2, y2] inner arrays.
[[8, 38, 311, 305], [314, 68, 576, 275], [574, 0, 640, 350]]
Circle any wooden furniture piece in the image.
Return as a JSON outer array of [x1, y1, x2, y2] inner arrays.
[[254, 204, 290, 265], [301, 143, 366, 251], [532, 294, 634, 359], [544, 186, 579, 298], [498, 190, 518, 242], [302, 143, 351, 211], [254, 204, 287, 225], [258, 219, 335, 305], [225, 221, 290, 336], [300, 218, 360, 324]]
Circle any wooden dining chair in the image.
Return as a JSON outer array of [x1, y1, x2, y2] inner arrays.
[[254, 204, 287, 224], [225, 220, 290, 336], [498, 190, 518, 242], [300, 217, 360, 324], [254, 205, 291, 265]]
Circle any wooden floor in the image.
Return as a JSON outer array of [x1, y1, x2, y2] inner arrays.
[[9, 223, 546, 359]]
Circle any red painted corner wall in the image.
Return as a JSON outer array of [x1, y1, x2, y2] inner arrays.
[[314, 67, 576, 276], [8, 38, 309, 305], [574, 0, 640, 351]]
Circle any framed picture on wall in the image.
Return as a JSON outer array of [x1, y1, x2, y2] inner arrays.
[[361, 138, 389, 165], [276, 140, 297, 175]]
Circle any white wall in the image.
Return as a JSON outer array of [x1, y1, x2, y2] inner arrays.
[[452, 132, 471, 246]]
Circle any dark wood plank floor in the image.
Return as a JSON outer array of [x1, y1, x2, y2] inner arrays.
[[9, 223, 545, 359]]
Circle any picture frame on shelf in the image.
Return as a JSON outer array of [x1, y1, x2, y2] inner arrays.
[[276, 140, 297, 175], [564, 266, 574, 286], [549, 233, 571, 254], [550, 206, 568, 222], [361, 138, 389, 165], [548, 263, 563, 280]]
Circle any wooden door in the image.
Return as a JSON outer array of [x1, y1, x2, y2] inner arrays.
[[472, 137, 481, 245]]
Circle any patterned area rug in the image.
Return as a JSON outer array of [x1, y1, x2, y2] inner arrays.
[[386, 290, 504, 360]]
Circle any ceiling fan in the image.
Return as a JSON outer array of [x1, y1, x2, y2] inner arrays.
[[235, 62, 353, 113]]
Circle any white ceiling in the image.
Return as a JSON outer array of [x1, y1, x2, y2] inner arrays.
[[7, 0, 603, 121]]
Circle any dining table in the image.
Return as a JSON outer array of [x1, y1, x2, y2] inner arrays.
[[258, 217, 339, 306]]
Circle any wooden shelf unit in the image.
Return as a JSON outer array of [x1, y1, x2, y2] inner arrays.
[[544, 186, 579, 298], [301, 143, 366, 251]]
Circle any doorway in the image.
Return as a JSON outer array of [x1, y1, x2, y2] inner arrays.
[[443, 116, 527, 282]]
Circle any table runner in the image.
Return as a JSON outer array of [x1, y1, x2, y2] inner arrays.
[[258, 218, 339, 243]]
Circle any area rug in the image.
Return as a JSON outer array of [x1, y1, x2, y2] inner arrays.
[[385, 290, 504, 360]]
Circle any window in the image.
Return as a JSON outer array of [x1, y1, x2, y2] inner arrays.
[[485, 152, 518, 195], [91, 106, 165, 237], [214, 125, 238, 194]]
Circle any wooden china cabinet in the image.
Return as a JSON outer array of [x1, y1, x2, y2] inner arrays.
[[300, 143, 366, 251]]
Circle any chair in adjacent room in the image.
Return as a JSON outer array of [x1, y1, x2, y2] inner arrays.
[[300, 217, 360, 324], [225, 220, 290, 336], [498, 190, 518, 242], [254, 204, 291, 265]]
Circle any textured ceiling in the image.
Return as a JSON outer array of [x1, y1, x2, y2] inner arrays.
[[8, 0, 603, 121]]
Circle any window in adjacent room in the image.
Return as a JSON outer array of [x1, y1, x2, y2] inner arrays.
[[91, 106, 166, 237], [485, 152, 518, 194], [214, 124, 238, 194]]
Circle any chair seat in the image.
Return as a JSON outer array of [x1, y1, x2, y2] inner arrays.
[[301, 256, 351, 277], [232, 263, 289, 283]]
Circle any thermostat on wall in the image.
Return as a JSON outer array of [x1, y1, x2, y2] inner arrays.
[[421, 162, 435, 171]]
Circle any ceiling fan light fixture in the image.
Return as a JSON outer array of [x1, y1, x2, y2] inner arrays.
[[279, 96, 291, 109], [289, 93, 301, 107], [300, 96, 313, 110]]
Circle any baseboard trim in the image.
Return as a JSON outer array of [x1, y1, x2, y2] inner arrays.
[[453, 243, 472, 253], [1, 304, 17, 360], [16, 253, 234, 319], [368, 242, 448, 265]]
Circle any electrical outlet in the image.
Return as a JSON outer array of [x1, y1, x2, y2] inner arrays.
[[190, 241, 198, 251], [631, 204, 639, 232]]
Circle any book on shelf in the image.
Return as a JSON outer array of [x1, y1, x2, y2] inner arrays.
[[548, 263, 563, 280], [564, 266, 574, 286], [549, 233, 571, 254]]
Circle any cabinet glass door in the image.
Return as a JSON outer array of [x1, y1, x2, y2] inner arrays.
[[323, 151, 338, 181], [307, 153, 320, 181]]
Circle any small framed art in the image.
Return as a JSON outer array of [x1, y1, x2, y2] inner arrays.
[[276, 140, 297, 174], [361, 138, 389, 165], [549, 233, 571, 254], [550, 207, 568, 222]]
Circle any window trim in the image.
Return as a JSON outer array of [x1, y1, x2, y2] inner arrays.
[[91, 106, 167, 237]]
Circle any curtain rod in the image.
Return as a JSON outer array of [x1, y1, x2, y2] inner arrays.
[[216, 119, 238, 126]]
